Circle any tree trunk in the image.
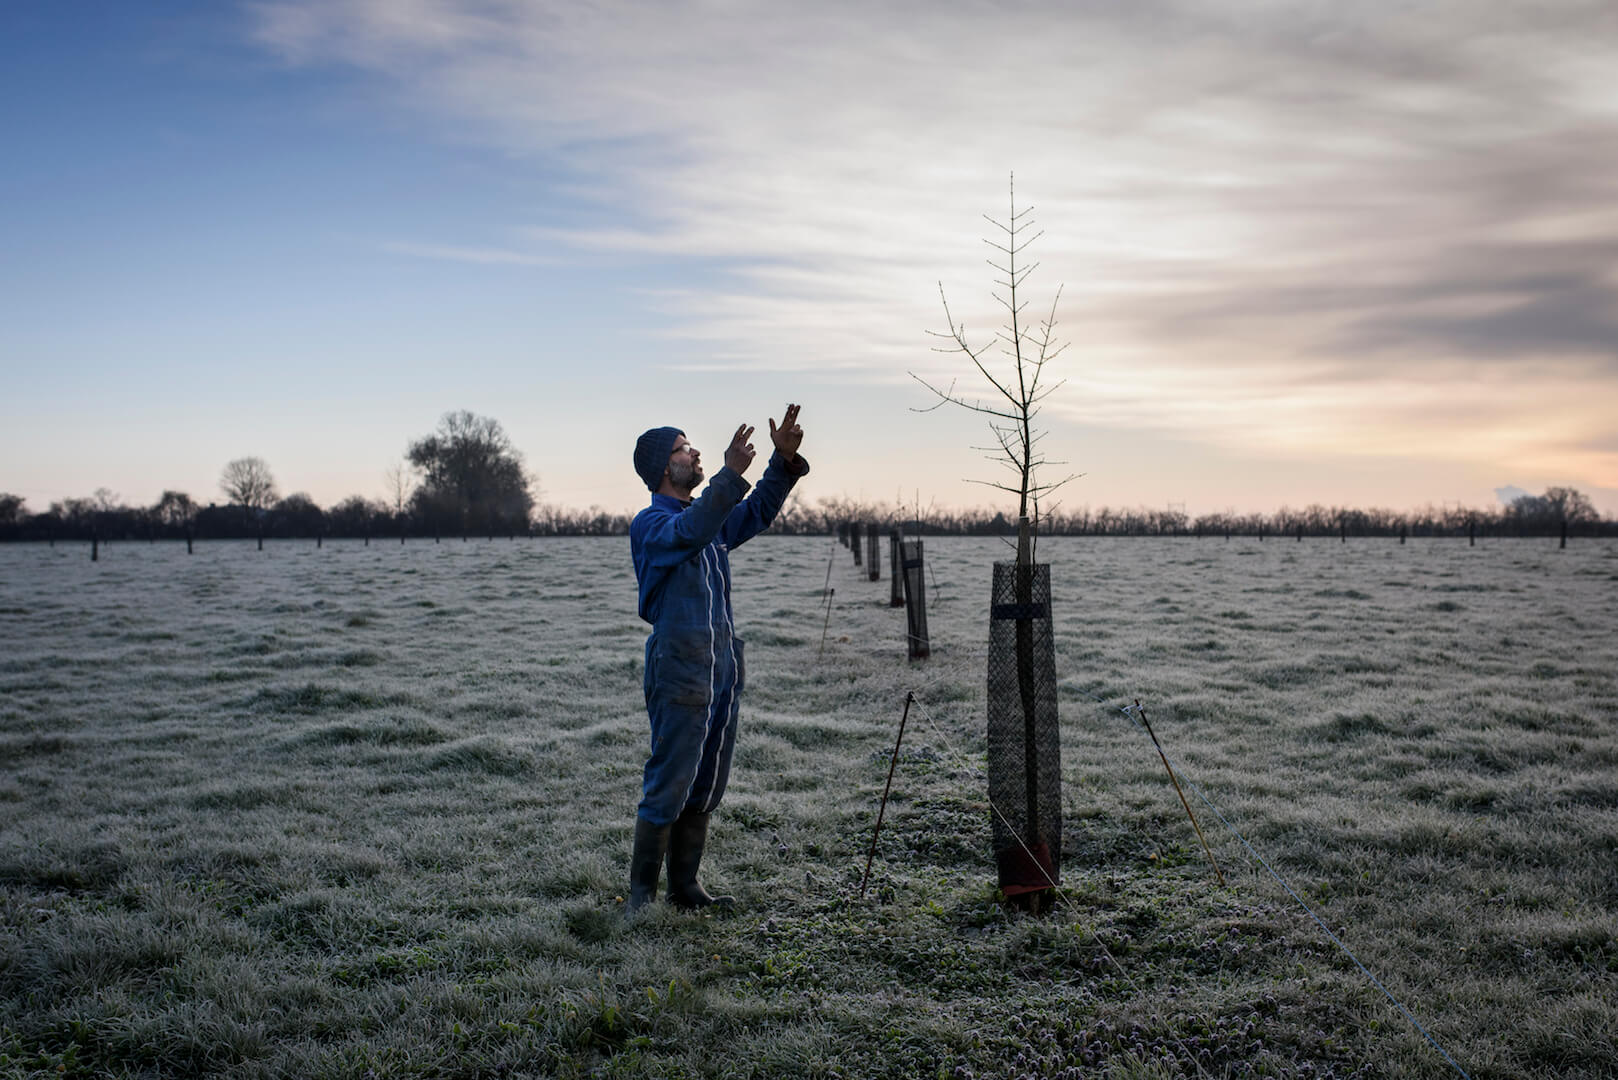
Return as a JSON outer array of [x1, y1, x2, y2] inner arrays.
[[1013, 516, 1036, 850], [1017, 513, 1048, 903], [1016, 565, 1038, 856]]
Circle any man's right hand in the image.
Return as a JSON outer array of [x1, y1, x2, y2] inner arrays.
[[724, 423, 757, 476]]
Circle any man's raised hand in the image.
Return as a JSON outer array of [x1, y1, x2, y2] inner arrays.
[[724, 423, 757, 476], [768, 403, 803, 463]]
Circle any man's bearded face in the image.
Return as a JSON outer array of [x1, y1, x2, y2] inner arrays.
[[667, 452, 703, 491]]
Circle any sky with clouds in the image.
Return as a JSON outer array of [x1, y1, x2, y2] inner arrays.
[[5, 1, 1617, 516]]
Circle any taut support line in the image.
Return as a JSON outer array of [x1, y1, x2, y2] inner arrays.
[[860, 691, 914, 898], [816, 588, 835, 662], [1135, 698, 1225, 887]]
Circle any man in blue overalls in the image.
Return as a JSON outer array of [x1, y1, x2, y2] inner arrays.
[[627, 405, 808, 911]]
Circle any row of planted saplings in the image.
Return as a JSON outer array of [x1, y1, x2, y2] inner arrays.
[[838, 518, 1060, 912], [836, 520, 932, 661]]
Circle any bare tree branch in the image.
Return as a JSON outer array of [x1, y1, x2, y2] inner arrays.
[[910, 175, 1074, 566]]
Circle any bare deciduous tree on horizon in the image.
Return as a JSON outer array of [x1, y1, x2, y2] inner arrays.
[[154, 490, 198, 531], [382, 460, 416, 518], [220, 457, 278, 513], [1513, 486, 1598, 526]]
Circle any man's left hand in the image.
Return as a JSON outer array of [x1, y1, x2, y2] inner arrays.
[[768, 403, 803, 463]]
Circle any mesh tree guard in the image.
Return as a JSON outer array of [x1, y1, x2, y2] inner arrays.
[[889, 529, 904, 607], [866, 524, 880, 581], [986, 561, 1060, 900], [838, 521, 849, 547], [900, 539, 929, 660], [851, 521, 863, 566]]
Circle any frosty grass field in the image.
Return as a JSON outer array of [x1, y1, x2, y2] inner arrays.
[[1, 534, 1615, 1079]]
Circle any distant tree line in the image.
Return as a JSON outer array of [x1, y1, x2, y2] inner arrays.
[[1, 415, 1610, 546], [0, 411, 538, 545], [813, 487, 1612, 539]]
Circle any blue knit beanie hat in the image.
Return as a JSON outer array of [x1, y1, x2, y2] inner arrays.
[[634, 426, 685, 492]]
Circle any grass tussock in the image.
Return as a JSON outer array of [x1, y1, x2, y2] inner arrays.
[[293, 715, 453, 749], [249, 682, 408, 715]]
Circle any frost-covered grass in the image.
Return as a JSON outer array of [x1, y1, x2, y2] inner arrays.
[[1, 535, 1615, 1079]]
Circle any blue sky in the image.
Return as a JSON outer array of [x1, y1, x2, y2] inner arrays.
[[5, 1, 1617, 517]]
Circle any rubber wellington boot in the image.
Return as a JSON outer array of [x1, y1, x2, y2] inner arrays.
[[666, 809, 734, 909], [627, 816, 670, 914]]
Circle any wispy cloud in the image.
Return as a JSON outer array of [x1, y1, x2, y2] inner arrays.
[[251, 0, 1618, 491]]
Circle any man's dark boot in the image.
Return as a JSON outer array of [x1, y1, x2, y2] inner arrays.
[[627, 816, 670, 914], [666, 809, 734, 909]]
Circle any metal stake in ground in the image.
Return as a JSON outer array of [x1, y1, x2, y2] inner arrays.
[[861, 691, 914, 898], [816, 588, 836, 662], [1135, 698, 1225, 887]]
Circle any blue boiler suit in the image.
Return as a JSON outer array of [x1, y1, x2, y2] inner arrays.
[[630, 451, 808, 827]]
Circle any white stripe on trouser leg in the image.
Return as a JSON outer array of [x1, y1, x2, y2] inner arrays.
[[704, 687, 740, 812]]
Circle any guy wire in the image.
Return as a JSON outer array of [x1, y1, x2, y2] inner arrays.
[[1135, 698, 1225, 887], [1050, 679, 1471, 1079], [816, 587, 835, 663]]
